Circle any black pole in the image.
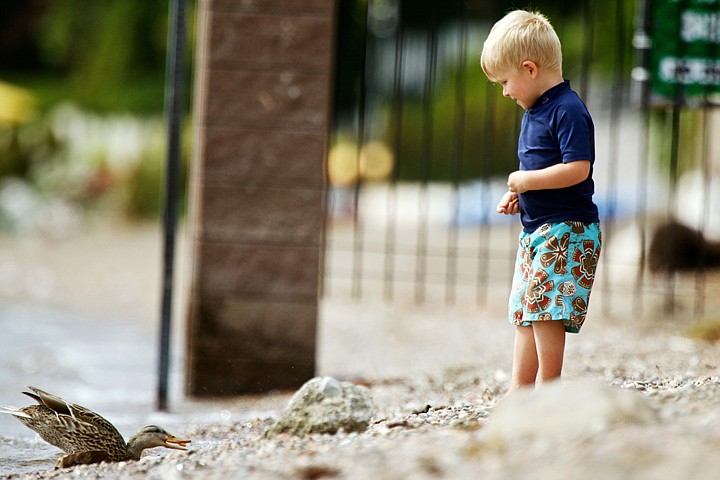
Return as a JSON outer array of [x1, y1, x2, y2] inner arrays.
[[157, 0, 186, 412]]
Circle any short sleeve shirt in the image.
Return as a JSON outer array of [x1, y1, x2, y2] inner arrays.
[[517, 80, 599, 233]]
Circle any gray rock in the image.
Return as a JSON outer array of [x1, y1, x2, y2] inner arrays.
[[267, 376, 374, 437], [483, 380, 657, 440]]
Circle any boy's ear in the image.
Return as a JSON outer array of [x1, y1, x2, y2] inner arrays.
[[521, 60, 539, 79]]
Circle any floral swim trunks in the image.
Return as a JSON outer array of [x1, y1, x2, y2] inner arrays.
[[508, 221, 602, 333]]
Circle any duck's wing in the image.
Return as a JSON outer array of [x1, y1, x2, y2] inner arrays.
[[22, 387, 128, 456], [25, 387, 123, 436], [23, 387, 73, 416], [8, 404, 105, 454]]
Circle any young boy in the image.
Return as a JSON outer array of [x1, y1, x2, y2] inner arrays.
[[480, 10, 601, 392]]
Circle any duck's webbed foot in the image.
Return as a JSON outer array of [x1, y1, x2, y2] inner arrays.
[[55, 451, 111, 468]]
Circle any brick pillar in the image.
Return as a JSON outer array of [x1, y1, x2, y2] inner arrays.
[[186, 0, 335, 395]]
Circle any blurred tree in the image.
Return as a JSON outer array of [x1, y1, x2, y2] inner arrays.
[[1, 0, 194, 113], [37, 0, 171, 112]]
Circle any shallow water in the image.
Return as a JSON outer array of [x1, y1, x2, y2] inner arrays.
[[0, 437, 57, 475]]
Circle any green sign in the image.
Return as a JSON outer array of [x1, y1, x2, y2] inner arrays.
[[648, 0, 720, 105]]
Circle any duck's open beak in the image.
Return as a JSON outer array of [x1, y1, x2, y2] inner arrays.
[[164, 434, 191, 450]]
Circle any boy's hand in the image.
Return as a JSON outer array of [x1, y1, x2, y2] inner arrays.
[[507, 170, 529, 194], [496, 191, 520, 215]]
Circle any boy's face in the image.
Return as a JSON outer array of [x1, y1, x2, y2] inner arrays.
[[494, 63, 542, 110]]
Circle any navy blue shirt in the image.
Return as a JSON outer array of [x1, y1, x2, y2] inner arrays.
[[517, 80, 599, 233]]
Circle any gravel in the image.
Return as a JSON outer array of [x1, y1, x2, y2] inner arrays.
[[1, 219, 719, 479], [4, 311, 720, 480]]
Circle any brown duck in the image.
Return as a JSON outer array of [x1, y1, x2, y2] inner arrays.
[[1, 386, 190, 468]]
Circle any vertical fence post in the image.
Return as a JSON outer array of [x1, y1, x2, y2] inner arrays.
[[157, 0, 186, 412]]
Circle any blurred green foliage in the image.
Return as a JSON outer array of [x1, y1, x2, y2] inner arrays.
[[1, 0, 194, 113], [387, 60, 520, 181], [0, 1, 193, 223], [0, 106, 188, 221], [647, 108, 707, 182]]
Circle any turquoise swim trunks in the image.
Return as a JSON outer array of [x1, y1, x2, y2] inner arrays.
[[508, 221, 602, 333]]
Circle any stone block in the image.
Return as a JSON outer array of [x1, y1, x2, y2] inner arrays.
[[187, 355, 315, 395], [188, 297, 317, 364], [195, 241, 320, 299], [185, 270, 319, 397], [203, 69, 329, 129], [199, 185, 323, 245], [208, 0, 333, 15], [198, 126, 325, 187], [208, 12, 333, 71]]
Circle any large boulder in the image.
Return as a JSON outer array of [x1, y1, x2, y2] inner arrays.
[[267, 377, 374, 437], [483, 380, 657, 440]]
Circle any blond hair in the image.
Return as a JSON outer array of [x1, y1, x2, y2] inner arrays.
[[480, 10, 562, 82]]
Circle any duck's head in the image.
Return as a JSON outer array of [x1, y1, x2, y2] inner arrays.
[[127, 425, 190, 459]]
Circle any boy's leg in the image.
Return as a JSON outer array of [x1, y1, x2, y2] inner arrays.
[[533, 320, 566, 383], [509, 325, 539, 391]]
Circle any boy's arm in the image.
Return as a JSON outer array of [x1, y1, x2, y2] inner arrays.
[[507, 160, 590, 194]]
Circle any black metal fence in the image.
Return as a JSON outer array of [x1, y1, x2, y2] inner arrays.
[[323, 0, 720, 319]]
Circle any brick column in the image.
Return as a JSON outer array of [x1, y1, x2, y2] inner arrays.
[[186, 0, 335, 395]]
